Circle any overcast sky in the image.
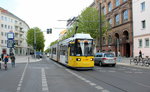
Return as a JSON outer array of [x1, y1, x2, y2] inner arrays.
[[0, 0, 93, 50]]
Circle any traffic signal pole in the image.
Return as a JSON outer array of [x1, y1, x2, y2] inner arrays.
[[99, 2, 102, 52]]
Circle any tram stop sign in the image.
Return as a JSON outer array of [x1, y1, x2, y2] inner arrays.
[[7, 32, 14, 48], [7, 32, 14, 40]]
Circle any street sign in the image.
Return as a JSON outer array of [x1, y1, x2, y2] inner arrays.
[[7, 40, 14, 48], [7, 32, 14, 40]]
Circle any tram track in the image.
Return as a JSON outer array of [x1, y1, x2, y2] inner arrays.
[[45, 58, 128, 92], [72, 67, 128, 92]]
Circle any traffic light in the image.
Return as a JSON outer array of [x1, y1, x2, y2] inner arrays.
[[47, 28, 52, 34]]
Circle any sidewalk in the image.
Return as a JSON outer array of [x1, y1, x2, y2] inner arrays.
[[12, 55, 41, 63], [117, 57, 150, 69]]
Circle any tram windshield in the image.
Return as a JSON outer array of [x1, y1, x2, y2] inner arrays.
[[76, 39, 93, 56]]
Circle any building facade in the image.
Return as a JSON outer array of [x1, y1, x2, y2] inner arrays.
[[0, 7, 30, 55], [133, 0, 150, 57], [94, 0, 133, 57]]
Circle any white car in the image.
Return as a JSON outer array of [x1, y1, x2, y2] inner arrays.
[[94, 52, 116, 67]]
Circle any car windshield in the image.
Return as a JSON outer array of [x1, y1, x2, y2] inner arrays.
[[104, 53, 114, 57]]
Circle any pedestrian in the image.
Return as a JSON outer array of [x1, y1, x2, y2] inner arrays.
[[3, 55, 9, 70], [0, 58, 1, 69], [139, 50, 142, 58], [1, 53, 4, 61], [117, 50, 121, 62], [10, 54, 15, 68]]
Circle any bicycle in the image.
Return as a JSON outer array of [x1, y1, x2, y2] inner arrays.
[[4, 62, 7, 70]]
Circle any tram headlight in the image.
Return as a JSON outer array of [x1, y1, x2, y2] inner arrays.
[[76, 58, 81, 61], [90, 58, 94, 61]]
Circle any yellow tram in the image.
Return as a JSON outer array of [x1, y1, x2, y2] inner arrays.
[[50, 33, 94, 69]]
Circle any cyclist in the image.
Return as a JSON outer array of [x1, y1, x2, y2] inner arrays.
[[3, 55, 9, 70]]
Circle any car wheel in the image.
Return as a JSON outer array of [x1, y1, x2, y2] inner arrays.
[[99, 61, 102, 67]]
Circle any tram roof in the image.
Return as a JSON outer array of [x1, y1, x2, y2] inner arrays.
[[59, 33, 93, 45]]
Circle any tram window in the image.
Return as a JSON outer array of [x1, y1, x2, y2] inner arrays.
[[70, 45, 75, 56]]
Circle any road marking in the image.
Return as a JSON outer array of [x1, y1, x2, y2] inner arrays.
[[16, 61, 28, 92], [65, 69, 110, 92], [41, 68, 49, 92], [135, 82, 150, 88], [125, 71, 132, 73], [51, 61, 63, 68], [108, 71, 116, 72], [134, 72, 143, 74], [102, 89, 110, 92]]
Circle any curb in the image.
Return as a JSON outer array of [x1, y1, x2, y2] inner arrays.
[[117, 63, 150, 69]]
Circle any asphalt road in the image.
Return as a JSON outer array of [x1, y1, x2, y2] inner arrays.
[[0, 56, 150, 92]]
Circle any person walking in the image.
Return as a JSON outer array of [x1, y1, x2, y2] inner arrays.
[[139, 50, 142, 58], [10, 54, 15, 68], [0, 58, 1, 69], [117, 50, 121, 62]]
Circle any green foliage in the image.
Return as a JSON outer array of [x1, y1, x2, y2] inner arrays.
[[26, 27, 45, 51], [50, 40, 59, 46], [44, 48, 50, 53], [48, 7, 108, 47]]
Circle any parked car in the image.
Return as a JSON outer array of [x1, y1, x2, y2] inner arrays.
[[94, 52, 116, 67], [36, 52, 43, 58]]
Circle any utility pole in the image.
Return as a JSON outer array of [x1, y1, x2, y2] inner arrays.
[[98, 2, 102, 52], [34, 29, 36, 59]]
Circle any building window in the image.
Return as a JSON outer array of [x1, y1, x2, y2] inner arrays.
[[115, 14, 120, 25], [141, 2, 145, 11], [5, 25, 7, 29], [116, 0, 120, 7], [1, 24, 4, 28], [1, 16, 4, 20], [141, 20, 146, 29], [1, 40, 3, 44], [5, 17, 7, 21], [123, 10, 128, 22], [145, 38, 149, 47], [1, 32, 3, 36], [123, 0, 127, 2], [139, 39, 142, 47], [108, 2, 112, 12], [108, 18, 112, 28], [102, 6, 106, 15], [108, 35, 112, 45]]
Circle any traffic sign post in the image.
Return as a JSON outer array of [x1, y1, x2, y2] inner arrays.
[[7, 32, 15, 55]]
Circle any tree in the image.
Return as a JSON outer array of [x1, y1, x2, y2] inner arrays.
[[48, 7, 108, 48], [26, 27, 45, 51], [77, 7, 107, 39]]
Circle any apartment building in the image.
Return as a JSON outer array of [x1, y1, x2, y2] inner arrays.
[[0, 7, 30, 55], [94, 0, 133, 57], [133, 0, 150, 57]]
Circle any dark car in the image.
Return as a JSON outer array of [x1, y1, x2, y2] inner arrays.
[[94, 52, 116, 67]]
